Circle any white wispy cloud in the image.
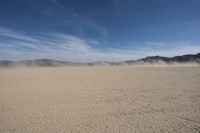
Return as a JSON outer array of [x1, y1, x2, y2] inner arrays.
[[46, 33, 90, 52], [83, 20, 108, 37], [0, 26, 90, 53], [0, 26, 40, 43], [0, 26, 199, 61], [43, 9, 108, 37]]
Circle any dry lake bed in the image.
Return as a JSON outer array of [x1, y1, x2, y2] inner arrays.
[[0, 66, 200, 133]]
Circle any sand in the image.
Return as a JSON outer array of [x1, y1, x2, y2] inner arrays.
[[0, 66, 200, 133]]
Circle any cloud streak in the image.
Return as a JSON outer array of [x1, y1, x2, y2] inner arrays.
[[0, 26, 200, 62], [0, 26, 40, 43], [42, 33, 90, 53], [46, 8, 108, 37], [0, 26, 90, 53]]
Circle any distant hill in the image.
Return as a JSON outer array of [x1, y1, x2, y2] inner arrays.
[[0, 60, 15, 67], [170, 53, 200, 62], [135, 53, 200, 64], [0, 53, 200, 67], [0, 59, 81, 67], [18, 59, 72, 66]]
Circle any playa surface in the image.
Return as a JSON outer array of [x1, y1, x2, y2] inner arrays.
[[0, 66, 200, 133]]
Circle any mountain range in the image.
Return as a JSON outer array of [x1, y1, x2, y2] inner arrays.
[[125, 53, 200, 65], [0, 53, 200, 67]]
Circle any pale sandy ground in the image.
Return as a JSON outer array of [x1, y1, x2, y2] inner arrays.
[[0, 66, 200, 133]]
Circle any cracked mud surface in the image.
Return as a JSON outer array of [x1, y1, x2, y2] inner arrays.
[[0, 66, 200, 133]]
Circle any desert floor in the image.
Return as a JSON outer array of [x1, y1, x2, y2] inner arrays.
[[0, 66, 200, 133]]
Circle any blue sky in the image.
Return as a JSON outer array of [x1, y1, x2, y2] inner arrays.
[[0, 0, 200, 61]]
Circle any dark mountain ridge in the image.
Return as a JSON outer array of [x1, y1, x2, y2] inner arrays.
[[137, 53, 200, 64]]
